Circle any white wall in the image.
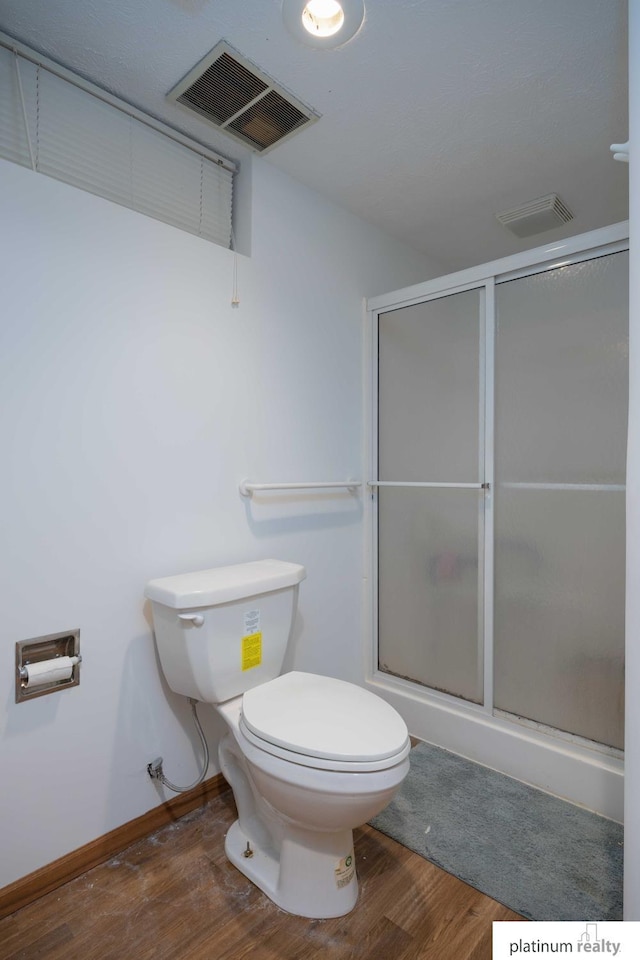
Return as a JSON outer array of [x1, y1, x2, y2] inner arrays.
[[625, 0, 640, 921], [0, 156, 441, 889]]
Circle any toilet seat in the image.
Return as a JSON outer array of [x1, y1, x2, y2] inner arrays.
[[238, 720, 410, 772], [240, 671, 410, 772]]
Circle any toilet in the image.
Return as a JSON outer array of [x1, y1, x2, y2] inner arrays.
[[144, 558, 410, 919]]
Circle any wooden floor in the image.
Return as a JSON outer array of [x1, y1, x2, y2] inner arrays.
[[0, 789, 521, 960]]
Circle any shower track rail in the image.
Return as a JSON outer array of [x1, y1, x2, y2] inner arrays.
[[368, 481, 625, 491], [368, 481, 487, 489]]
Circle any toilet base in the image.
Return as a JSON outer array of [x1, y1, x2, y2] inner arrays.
[[225, 819, 359, 918]]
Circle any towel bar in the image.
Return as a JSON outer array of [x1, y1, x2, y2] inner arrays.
[[239, 479, 361, 498]]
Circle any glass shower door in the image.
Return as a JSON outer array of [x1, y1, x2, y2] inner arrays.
[[375, 248, 627, 750], [377, 287, 485, 704], [493, 252, 628, 748]]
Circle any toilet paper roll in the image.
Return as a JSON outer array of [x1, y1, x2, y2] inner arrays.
[[22, 656, 78, 688]]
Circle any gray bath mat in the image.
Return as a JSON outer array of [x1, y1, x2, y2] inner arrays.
[[369, 741, 623, 920]]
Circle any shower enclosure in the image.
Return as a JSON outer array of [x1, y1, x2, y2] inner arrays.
[[365, 225, 628, 818]]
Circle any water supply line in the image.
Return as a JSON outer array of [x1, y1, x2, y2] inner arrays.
[[147, 698, 210, 793]]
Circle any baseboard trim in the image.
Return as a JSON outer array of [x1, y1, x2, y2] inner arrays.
[[0, 773, 230, 920]]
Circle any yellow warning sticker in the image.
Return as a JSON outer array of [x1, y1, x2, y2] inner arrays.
[[241, 632, 262, 671]]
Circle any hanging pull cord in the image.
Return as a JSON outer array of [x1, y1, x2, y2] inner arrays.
[[147, 699, 210, 793], [230, 225, 240, 308]]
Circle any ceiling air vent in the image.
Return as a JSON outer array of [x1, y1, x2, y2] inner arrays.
[[496, 194, 573, 239], [168, 40, 320, 154]]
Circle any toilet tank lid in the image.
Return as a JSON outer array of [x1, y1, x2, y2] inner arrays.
[[144, 559, 306, 608]]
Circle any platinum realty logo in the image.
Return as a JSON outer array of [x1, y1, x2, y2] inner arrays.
[[493, 923, 639, 959], [509, 924, 620, 955]]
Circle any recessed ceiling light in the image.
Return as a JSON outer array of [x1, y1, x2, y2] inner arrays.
[[302, 0, 345, 38], [283, 0, 365, 49]]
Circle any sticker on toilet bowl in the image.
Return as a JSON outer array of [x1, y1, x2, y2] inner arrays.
[[241, 631, 262, 671], [335, 852, 355, 889]]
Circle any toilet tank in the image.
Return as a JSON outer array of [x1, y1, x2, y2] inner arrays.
[[145, 559, 306, 703]]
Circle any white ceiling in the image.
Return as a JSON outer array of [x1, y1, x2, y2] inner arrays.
[[0, 0, 629, 270]]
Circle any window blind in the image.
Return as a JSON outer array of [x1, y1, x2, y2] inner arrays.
[[0, 43, 234, 249]]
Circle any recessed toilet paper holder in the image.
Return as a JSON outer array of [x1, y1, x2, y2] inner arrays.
[[15, 630, 81, 703]]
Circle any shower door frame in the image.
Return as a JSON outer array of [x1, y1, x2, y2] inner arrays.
[[364, 222, 629, 820]]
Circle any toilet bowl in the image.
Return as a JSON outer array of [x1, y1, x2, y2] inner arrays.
[[217, 672, 410, 917], [145, 559, 410, 918]]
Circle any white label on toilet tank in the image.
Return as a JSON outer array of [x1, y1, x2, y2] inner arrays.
[[334, 851, 355, 889], [244, 609, 260, 634]]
